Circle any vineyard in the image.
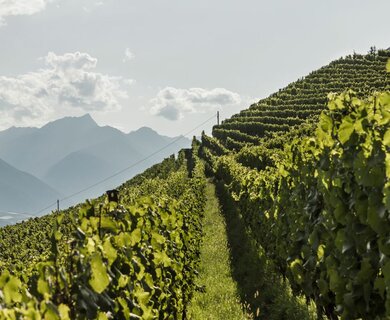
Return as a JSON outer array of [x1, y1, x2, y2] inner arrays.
[[0, 146, 207, 319], [200, 50, 390, 319], [0, 49, 390, 319], [214, 49, 390, 150]]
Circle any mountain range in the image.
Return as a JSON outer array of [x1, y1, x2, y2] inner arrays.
[[0, 114, 190, 226]]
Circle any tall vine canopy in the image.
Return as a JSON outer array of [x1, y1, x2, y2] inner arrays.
[[201, 50, 390, 319]]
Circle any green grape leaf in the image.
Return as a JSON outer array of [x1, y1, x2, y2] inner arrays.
[[338, 117, 354, 144], [335, 229, 346, 252], [56, 214, 64, 225], [43, 307, 60, 320], [354, 119, 365, 135], [135, 285, 151, 312], [3, 276, 22, 304], [383, 129, 390, 147], [141, 308, 154, 320], [58, 304, 71, 320], [24, 309, 42, 319], [317, 244, 325, 261], [368, 193, 387, 234], [117, 296, 131, 318], [153, 251, 171, 267], [115, 232, 132, 247], [289, 259, 304, 284], [97, 312, 109, 320], [118, 274, 129, 288], [0, 271, 10, 288], [86, 238, 96, 254], [319, 113, 333, 133], [151, 231, 165, 248], [130, 228, 142, 246], [328, 95, 345, 111], [100, 216, 118, 232], [328, 269, 344, 293], [379, 92, 390, 109], [334, 202, 347, 224], [37, 278, 50, 298], [89, 253, 110, 294], [103, 239, 117, 266], [317, 278, 329, 296]]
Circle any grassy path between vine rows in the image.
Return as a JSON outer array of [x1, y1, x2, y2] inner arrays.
[[214, 182, 318, 320], [187, 181, 251, 320]]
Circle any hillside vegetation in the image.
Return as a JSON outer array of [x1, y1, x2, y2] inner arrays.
[[0, 50, 389, 319], [0, 148, 206, 319], [213, 49, 390, 150], [201, 49, 390, 319]]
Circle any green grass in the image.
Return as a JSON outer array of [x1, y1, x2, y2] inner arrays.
[[188, 180, 319, 320], [187, 181, 251, 320]]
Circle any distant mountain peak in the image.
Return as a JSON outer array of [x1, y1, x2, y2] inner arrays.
[[133, 126, 158, 135], [1, 125, 36, 133], [43, 113, 97, 129], [80, 113, 94, 120]]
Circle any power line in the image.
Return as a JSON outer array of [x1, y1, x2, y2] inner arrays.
[[0, 210, 34, 218], [0, 210, 36, 226], [31, 113, 216, 216]]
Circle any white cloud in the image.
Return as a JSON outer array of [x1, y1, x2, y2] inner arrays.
[[150, 87, 241, 121], [0, 0, 51, 26], [82, 1, 105, 13], [0, 51, 132, 127], [123, 48, 135, 63]]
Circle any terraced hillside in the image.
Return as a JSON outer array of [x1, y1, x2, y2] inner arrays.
[[213, 49, 390, 151]]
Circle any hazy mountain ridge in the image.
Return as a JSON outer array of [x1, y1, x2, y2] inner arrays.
[[0, 114, 107, 177], [0, 114, 190, 225], [0, 158, 61, 226]]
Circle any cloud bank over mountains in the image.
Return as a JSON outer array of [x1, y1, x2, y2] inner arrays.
[[0, 1, 247, 133], [0, 0, 51, 26], [0, 51, 133, 128], [0, 48, 243, 130], [150, 87, 241, 121]]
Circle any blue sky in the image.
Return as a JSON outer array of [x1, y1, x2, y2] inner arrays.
[[0, 0, 389, 135]]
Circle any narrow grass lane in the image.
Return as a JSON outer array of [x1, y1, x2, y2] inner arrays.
[[188, 181, 251, 320]]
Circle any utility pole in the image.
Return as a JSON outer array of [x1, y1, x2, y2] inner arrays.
[[57, 199, 60, 213], [217, 111, 220, 126]]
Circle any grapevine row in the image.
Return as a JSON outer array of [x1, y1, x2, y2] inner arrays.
[[0, 147, 207, 319], [201, 90, 390, 319]]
